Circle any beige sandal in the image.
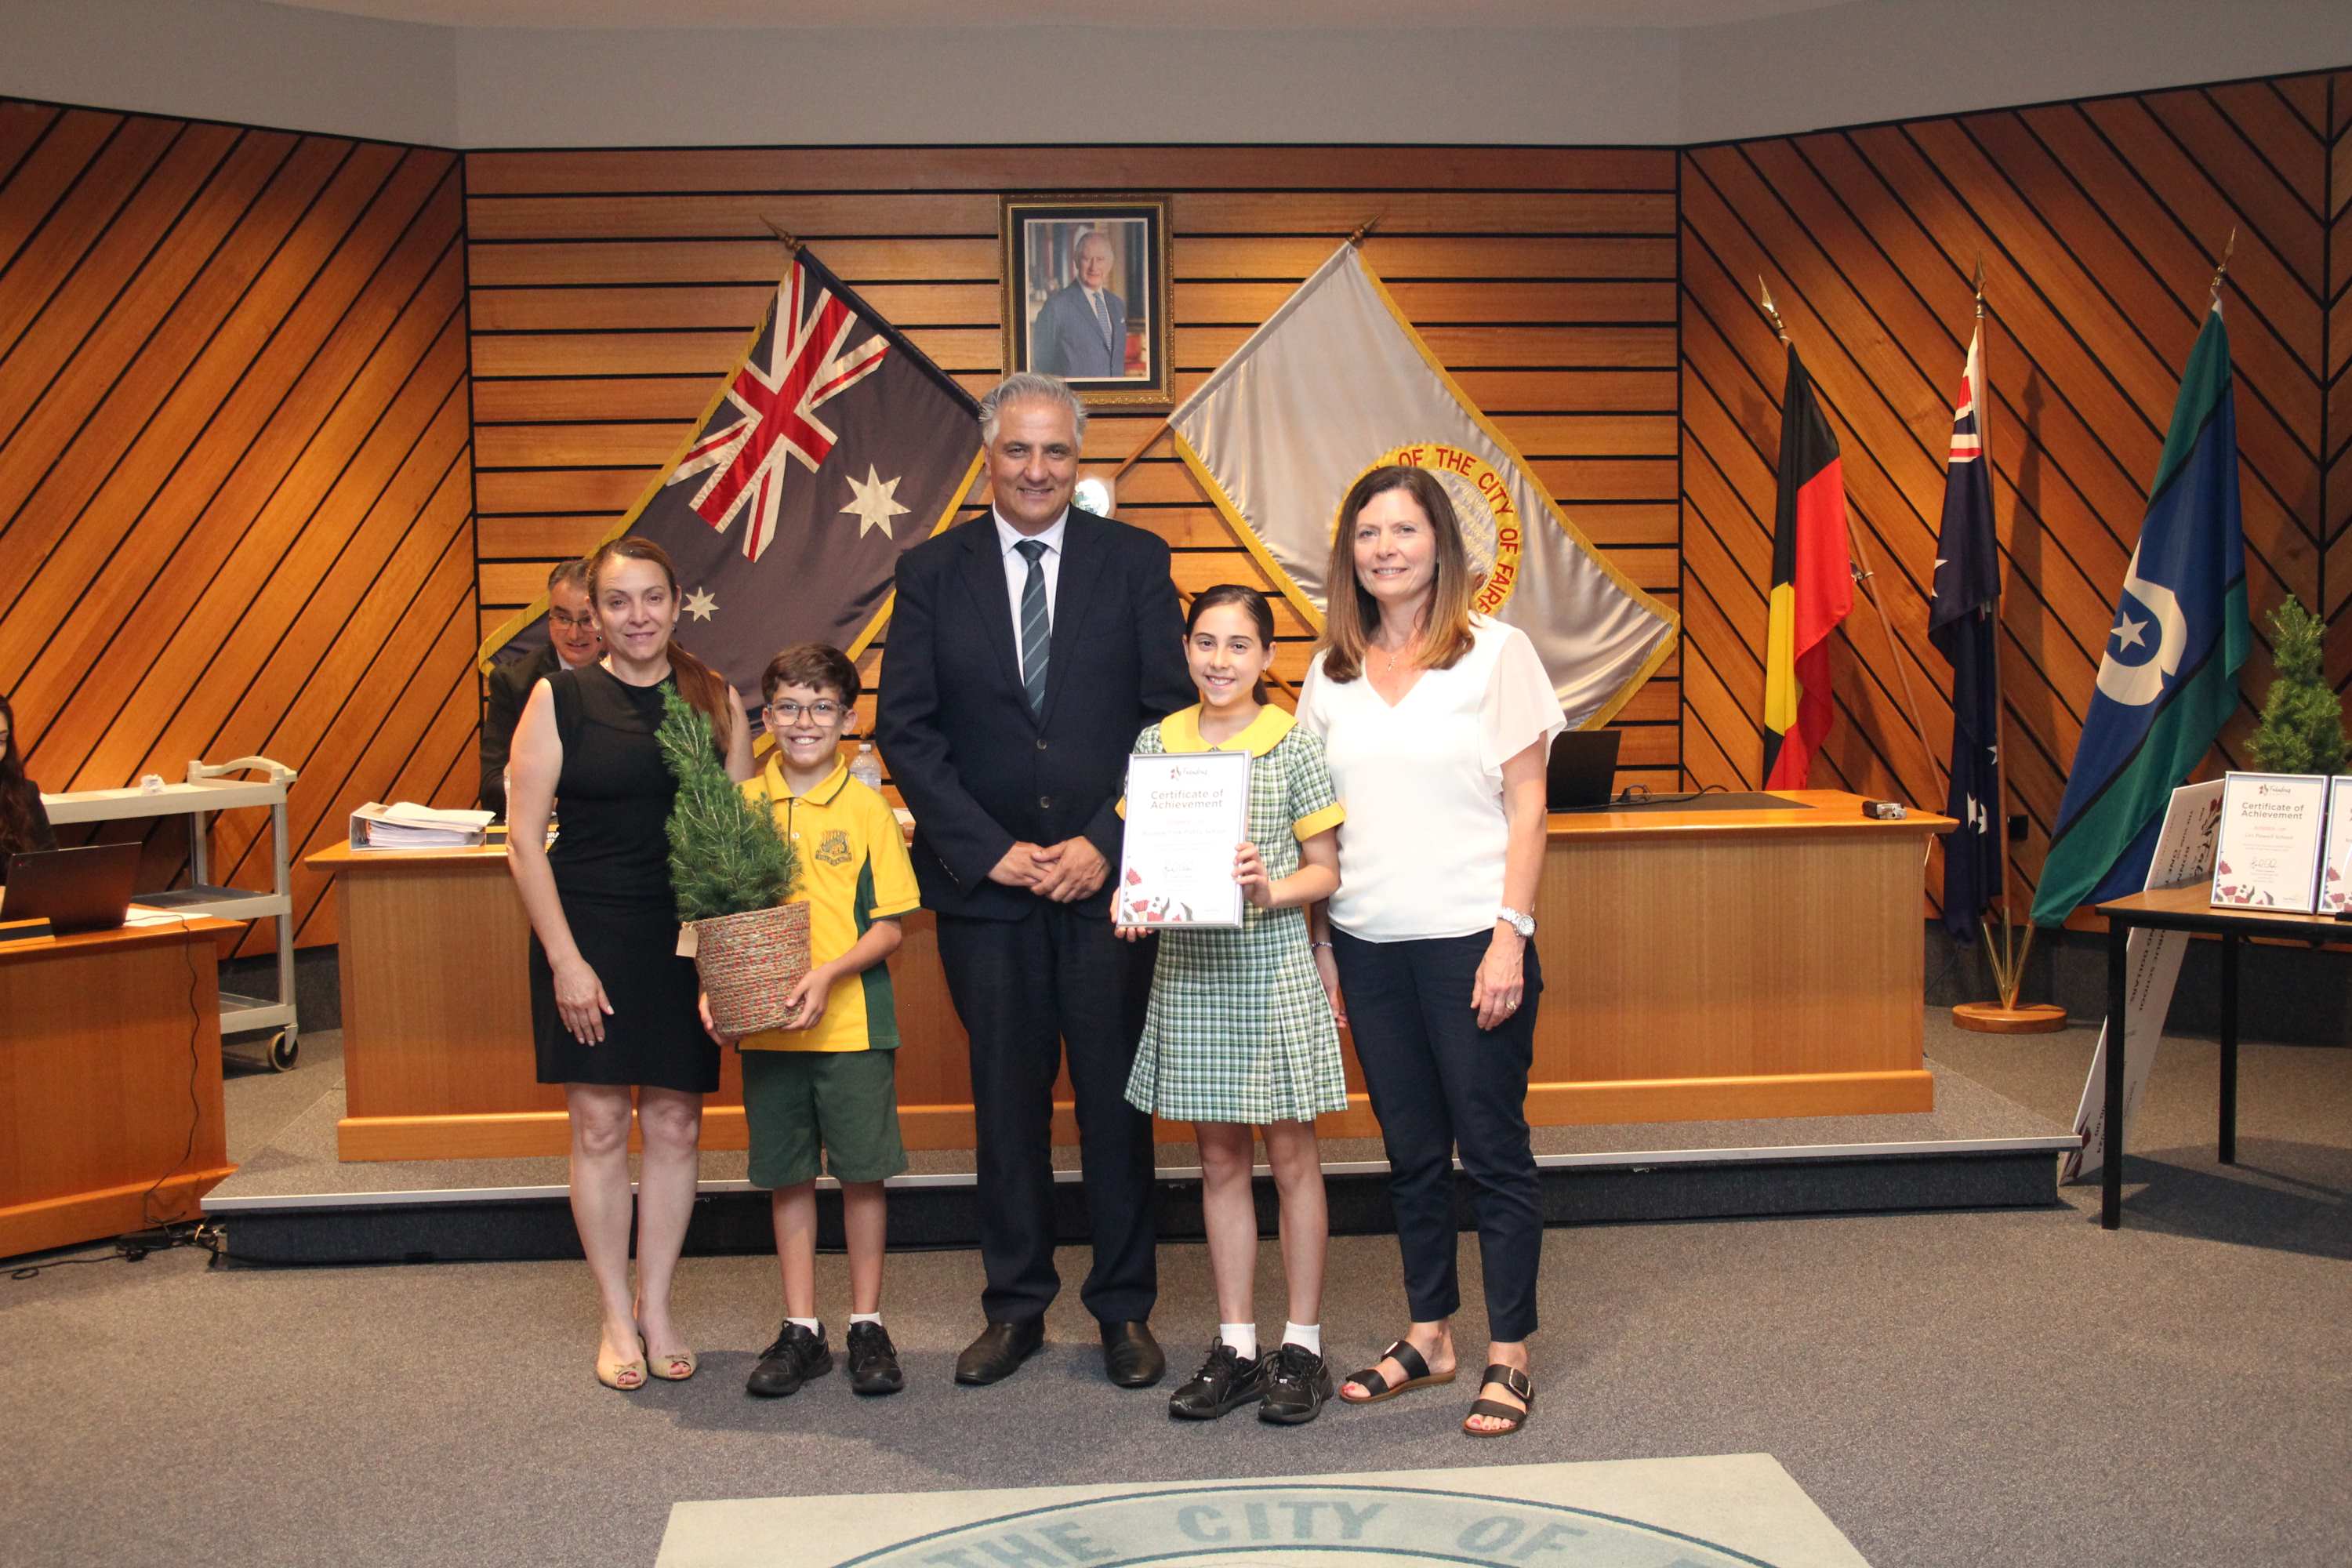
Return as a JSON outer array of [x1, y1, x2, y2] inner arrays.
[[647, 1346, 698, 1381], [596, 1337, 648, 1392]]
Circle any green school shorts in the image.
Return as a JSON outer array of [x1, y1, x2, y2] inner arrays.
[[739, 1047, 908, 1189]]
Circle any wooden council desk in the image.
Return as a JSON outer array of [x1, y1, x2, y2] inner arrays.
[[312, 790, 1944, 1162], [0, 913, 238, 1258]]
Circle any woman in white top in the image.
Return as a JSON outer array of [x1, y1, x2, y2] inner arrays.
[[1295, 465, 1565, 1438]]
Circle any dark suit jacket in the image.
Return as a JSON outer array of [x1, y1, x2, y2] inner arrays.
[[1030, 284, 1127, 380], [479, 643, 566, 819], [875, 507, 1191, 920]]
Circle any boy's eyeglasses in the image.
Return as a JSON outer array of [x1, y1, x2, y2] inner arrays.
[[765, 700, 842, 722]]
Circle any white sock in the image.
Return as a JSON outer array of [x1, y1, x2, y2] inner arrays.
[[1283, 1321, 1322, 1356], [1220, 1322, 1259, 1359], [788, 1316, 821, 1335], [850, 1312, 881, 1327]]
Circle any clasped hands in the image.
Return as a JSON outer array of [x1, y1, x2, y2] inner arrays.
[[989, 836, 1109, 902]]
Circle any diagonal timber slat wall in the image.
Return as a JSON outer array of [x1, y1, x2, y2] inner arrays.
[[0, 100, 477, 955]]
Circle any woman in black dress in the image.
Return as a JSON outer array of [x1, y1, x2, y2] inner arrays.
[[506, 539, 753, 1391], [0, 693, 59, 886]]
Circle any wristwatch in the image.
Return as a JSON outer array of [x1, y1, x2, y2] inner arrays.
[[1497, 906, 1536, 938]]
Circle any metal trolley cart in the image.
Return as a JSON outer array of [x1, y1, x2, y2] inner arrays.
[[41, 757, 303, 1070]]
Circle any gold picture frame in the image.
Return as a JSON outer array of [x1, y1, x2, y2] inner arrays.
[[1000, 195, 1174, 410]]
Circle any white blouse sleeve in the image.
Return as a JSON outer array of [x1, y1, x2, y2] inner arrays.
[[1479, 626, 1569, 775], [1294, 653, 1330, 739]]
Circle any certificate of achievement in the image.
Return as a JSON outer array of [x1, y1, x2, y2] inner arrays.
[[2321, 777, 2352, 915], [1116, 749, 1252, 929], [2210, 771, 2328, 912]]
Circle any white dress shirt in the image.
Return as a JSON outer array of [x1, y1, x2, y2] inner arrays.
[[993, 506, 1068, 682]]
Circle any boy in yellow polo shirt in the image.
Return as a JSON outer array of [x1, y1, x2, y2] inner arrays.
[[703, 643, 922, 1400]]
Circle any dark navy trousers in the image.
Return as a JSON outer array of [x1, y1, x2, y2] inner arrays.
[[1333, 927, 1543, 1341]]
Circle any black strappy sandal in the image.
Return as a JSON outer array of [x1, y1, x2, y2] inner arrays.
[[1461, 1363, 1534, 1438], [1338, 1338, 1457, 1405]]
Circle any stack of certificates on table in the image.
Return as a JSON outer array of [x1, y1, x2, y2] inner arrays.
[[350, 801, 495, 849]]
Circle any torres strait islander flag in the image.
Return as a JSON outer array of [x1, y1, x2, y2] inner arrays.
[[476, 245, 985, 705], [2031, 302, 2249, 927], [1167, 243, 1678, 728], [1928, 321, 2004, 937], [1759, 346, 1853, 790]]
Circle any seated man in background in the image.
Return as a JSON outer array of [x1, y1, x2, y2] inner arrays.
[[479, 558, 602, 819]]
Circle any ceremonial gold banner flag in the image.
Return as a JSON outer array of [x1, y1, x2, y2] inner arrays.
[[1168, 243, 1677, 728]]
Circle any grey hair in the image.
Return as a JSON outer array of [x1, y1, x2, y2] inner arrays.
[[978, 372, 1087, 447], [546, 557, 593, 596]]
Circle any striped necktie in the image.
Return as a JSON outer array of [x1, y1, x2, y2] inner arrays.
[[1014, 538, 1051, 717]]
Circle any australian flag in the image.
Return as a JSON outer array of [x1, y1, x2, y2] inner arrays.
[[482, 245, 984, 706], [1927, 322, 2002, 938]]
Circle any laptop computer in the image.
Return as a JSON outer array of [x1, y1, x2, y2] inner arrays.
[[1545, 728, 1623, 810], [3, 842, 142, 935]]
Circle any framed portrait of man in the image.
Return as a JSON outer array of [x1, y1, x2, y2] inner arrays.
[[1000, 195, 1173, 409]]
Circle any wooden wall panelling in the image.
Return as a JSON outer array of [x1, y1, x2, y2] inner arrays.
[[2328, 75, 2351, 697], [0, 103, 478, 956], [1679, 69, 2336, 918], [464, 143, 1685, 793]]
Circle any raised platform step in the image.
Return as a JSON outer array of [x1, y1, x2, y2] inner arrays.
[[206, 1062, 2073, 1266]]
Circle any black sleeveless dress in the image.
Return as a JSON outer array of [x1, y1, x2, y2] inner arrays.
[[528, 663, 719, 1093]]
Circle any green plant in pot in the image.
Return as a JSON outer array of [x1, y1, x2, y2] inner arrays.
[[656, 683, 808, 1036], [2245, 595, 2346, 776]]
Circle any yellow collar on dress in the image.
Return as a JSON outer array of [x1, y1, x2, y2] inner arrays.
[[760, 754, 848, 806], [1160, 702, 1293, 757]]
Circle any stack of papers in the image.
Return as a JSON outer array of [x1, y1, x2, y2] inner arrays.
[[350, 801, 495, 849]]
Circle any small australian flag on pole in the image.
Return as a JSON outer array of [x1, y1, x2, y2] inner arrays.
[[1927, 321, 2002, 938]]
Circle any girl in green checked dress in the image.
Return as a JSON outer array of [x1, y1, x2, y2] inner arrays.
[[1116, 585, 1348, 1425]]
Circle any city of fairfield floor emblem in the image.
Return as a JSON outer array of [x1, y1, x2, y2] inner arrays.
[[1352, 442, 1526, 618], [657, 1459, 1874, 1568]]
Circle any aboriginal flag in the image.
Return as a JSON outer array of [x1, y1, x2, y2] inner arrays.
[[477, 245, 985, 710], [1759, 347, 1853, 789]]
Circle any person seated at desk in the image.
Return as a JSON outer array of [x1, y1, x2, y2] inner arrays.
[[0, 691, 58, 887], [481, 559, 603, 819]]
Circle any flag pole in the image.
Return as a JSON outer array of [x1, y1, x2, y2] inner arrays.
[[1757, 278, 1946, 807], [1955, 260, 2064, 1032]]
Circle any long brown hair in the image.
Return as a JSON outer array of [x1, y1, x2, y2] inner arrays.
[[0, 692, 44, 853], [1317, 465, 1476, 684], [587, 537, 733, 751]]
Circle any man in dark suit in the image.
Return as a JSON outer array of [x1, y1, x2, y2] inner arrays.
[[478, 557, 602, 818], [1029, 230, 1127, 380], [876, 372, 1190, 1388]]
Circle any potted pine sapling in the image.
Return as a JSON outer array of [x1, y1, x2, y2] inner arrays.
[[655, 683, 809, 1035], [2244, 595, 2347, 777]]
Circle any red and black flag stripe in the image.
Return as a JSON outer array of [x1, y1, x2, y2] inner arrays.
[[1759, 346, 1853, 789]]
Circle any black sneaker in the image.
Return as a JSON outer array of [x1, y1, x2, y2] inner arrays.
[[845, 1321, 904, 1396], [1258, 1341, 1334, 1425], [746, 1322, 832, 1398], [1167, 1340, 1266, 1421]]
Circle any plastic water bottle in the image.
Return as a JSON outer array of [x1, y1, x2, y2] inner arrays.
[[849, 742, 884, 793]]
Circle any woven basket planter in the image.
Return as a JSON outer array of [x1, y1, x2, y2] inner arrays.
[[692, 900, 812, 1037]]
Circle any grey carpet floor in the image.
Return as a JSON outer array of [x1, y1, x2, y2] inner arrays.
[[6, 1018, 2347, 1567]]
